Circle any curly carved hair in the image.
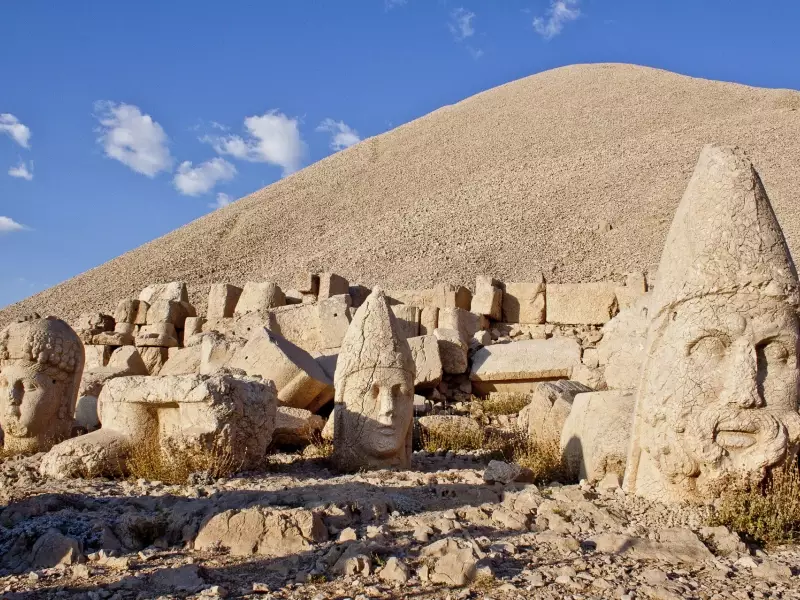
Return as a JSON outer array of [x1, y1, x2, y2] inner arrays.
[[0, 316, 83, 381]]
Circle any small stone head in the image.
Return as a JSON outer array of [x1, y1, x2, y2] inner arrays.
[[626, 145, 800, 502], [0, 317, 84, 453], [333, 288, 416, 470]]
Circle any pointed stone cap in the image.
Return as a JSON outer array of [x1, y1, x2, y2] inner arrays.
[[650, 144, 799, 319], [334, 287, 415, 384]]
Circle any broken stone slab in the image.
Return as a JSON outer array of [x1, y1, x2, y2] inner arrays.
[[92, 331, 134, 346], [137, 346, 169, 375], [228, 327, 334, 410], [590, 528, 714, 565], [77, 346, 150, 400], [194, 506, 327, 557], [419, 306, 439, 335], [386, 288, 436, 308], [272, 406, 325, 446], [84, 345, 112, 369], [183, 316, 204, 338], [502, 276, 546, 324], [472, 276, 503, 321], [407, 335, 443, 388], [390, 304, 420, 340], [135, 323, 179, 347], [546, 282, 619, 325], [159, 345, 201, 376], [294, 272, 320, 295], [207, 283, 243, 319], [318, 272, 349, 301], [41, 372, 277, 479], [199, 332, 247, 375], [614, 272, 647, 311], [114, 299, 148, 325], [438, 307, 488, 342], [432, 284, 472, 311], [145, 299, 195, 328], [113, 322, 136, 335], [75, 313, 115, 337], [203, 312, 264, 341], [139, 281, 188, 305], [317, 294, 352, 349], [560, 390, 635, 482], [265, 303, 322, 352], [433, 328, 468, 375], [520, 380, 592, 445], [470, 338, 581, 395], [235, 282, 286, 316], [597, 293, 649, 390]]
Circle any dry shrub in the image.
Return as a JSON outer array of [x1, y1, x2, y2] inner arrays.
[[421, 422, 485, 453], [124, 431, 239, 484], [302, 433, 334, 459], [710, 461, 800, 547], [474, 392, 530, 417]]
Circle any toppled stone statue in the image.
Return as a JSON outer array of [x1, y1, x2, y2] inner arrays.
[[332, 287, 416, 471], [0, 317, 84, 453], [624, 145, 800, 504]]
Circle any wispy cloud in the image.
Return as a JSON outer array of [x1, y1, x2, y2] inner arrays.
[[533, 0, 581, 39], [0, 114, 31, 149], [173, 158, 236, 196], [449, 7, 476, 41], [210, 192, 233, 210], [0, 216, 27, 234], [8, 160, 33, 181], [316, 119, 361, 152], [384, 0, 407, 10], [204, 110, 306, 176], [94, 102, 173, 177]]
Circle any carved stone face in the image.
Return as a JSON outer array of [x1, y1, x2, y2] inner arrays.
[[0, 361, 68, 452], [637, 291, 800, 498], [338, 367, 414, 464]]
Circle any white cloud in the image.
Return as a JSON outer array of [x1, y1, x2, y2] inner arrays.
[[210, 192, 233, 210], [0, 114, 31, 149], [449, 7, 476, 40], [316, 119, 361, 151], [533, 0, 581, 39], [205, 110, 306, 176], [384, 0, 407, 10], [467, 46, 484, 59], [0, 216, 26, 234], [173, 158, 236, 196], [94, 102, 173, 177], [8, 160, 33, 181]]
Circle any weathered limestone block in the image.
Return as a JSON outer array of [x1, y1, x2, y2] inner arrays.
[[614, 272, 647, 311], [432, 284, 472, 311], [84, 345, 111, 370], [390, 304, 420, 340], [318, 273, 349, 301], [114, 322, 136, 336], [183, 317, 204, 338], [160, 346, 201, 376], [75, 313, 115, 335], [207, 284, 242, 319], [471, 276, 503, 321], [0, 317, 84, 453], [272, 406, 325, 446], [200, 332, 247, 376], [332, 288, 416, 471], [597, 293, 649, 390], [502, 277, 546, 324], [114, 299, 148, 325], [137, 347, 169, 376], [77, 346, 151, 424], [561, 390, 635, 482], [41, 373, 276, 479], [386, 289, 435, 308], [266, 304, 322, 352], [438, 307, 487, 342], [194, 507, 327, 557], [470, 338, 581, 395], [546, 283, 618, 325], [521, 380, 592, 444], [317, 294, 352, 349], [407, 335, 443, 388], [228, 327, 333, 410], [625, 145, 800, 504], [146, 299, 195, 328], [139, 281, 188, 305], [93, 331, 134, 346], [203, 313, 263, 341], [135, 323, 178, 348], [419, 306, 438, 335], [294, 272, 320, 296], [235, 282, 286, 316], [433, 328, 468, 375]]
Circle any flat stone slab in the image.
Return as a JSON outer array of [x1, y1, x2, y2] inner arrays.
[[470, 338, 581, 387]]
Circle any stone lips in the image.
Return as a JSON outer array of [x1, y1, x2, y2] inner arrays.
[[4, 63, 800, 325]]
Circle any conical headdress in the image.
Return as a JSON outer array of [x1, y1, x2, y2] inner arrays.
[[334, 287, 415, 385], [649, 144, 799, 320]]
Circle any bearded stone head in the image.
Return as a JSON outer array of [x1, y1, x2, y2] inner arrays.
[[624, 145, 800, 503]]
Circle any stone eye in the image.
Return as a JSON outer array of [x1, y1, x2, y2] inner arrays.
[[758, 341, 789, 363], [371, 384, 380, 399], [23, 380, 39, 392], [688, 335, 728, 359]]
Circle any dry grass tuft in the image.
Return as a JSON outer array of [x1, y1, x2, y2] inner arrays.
[[302, 433, 334, 459], [421, 422, 485, 453], [711, 461, 800, 547], [124, 431, 240, 484], [473, 393, 530, 417]]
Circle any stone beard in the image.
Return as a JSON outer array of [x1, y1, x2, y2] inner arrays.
[[334, 366, 414, 470], [0, 318, 84, 453]]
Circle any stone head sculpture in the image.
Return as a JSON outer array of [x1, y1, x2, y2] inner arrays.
[[0, 317, 84, 453], [332, 287, 416, 471], [624, 144, 800, 503]]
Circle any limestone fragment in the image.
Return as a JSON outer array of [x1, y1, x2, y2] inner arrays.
[[114, 299, 148, 325], [138, 281, 188, 305], [433, 328, 468, 375], [159, 346, 201, 376], [317, 294, 352, 349], [318, 272, 349, 301], [546, 282, 618, 325], [438, 307, 488, 342], [390, 304, 421, 340], [407, 335, 443, 388], [471, 276, 503, 320], [235, 282, 286, 316], [502, 277, 546, 324], [522, 380, 592, 444], [273, 406, 325, 446], [419, 306, 439, 335], [207, 283, 242, 319], [199, 332, 247, 375], [135, 323, 179, 348]]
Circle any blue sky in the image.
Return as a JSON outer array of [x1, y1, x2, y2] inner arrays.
[[2, 1, 800, 309]]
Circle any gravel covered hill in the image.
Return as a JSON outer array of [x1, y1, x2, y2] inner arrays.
[[3, 63, 800, 325]]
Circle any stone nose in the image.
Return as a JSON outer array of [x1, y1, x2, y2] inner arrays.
[[377, 387, 395, 420], [7, 380, 23, 406], [721, 339, 762, 409]]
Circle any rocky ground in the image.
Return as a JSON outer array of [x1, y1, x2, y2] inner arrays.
[[1, 450, 798, 600]]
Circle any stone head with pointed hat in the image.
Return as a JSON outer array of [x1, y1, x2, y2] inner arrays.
[[0, 316, 84, 453], [624, 144, 800, 503], [332, 287, 416, 471]]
